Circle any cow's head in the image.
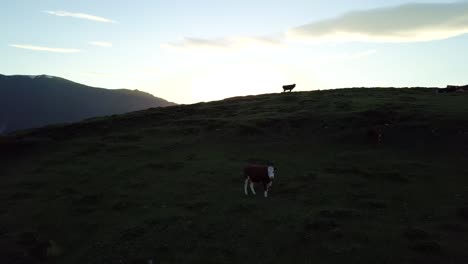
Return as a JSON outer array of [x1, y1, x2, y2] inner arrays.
[[267, 166, 275, 179]]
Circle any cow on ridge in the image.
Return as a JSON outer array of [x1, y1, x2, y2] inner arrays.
[[283, 84, 296, 93]]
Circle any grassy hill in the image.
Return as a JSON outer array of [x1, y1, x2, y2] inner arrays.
[[1, 88, 468, 264]]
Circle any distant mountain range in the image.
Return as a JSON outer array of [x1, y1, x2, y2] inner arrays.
[[0, 74, 175, 133]]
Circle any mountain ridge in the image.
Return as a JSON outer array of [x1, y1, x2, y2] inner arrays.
[[0, 74, 175, 133]]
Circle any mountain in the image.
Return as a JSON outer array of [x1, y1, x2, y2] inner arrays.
[[0, 74, 175, 133], [2, 88, 468, 263]]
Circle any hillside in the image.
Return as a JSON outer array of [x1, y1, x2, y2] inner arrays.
[[0, 74, 175, 133], [1, 88, 468, 264]]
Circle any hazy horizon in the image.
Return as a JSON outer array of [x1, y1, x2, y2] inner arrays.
[[2, 0, 468, 104]]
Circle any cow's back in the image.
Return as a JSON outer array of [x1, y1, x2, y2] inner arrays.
[[244, 164, 269, 182]]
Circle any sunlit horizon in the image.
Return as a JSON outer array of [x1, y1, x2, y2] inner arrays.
[[2, 0, 468, 104]]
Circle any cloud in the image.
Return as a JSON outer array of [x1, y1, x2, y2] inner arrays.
[[236, 36, 284, 47], [163, 1, 468, 53], [350, 49, 377, 59], [45, 10, 116, 23], [162, 36, 283, 50], [89, 41, 113, 47], [10, 44, 81, 53], [288, 2, 468, 43], [163, 37, 231, 50]]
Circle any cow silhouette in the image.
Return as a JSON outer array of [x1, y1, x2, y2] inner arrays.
[[283, 84, 296, 93], [438, 85, 468, 93]]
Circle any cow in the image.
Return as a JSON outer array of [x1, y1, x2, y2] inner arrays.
[[283, 84, 296, 93], [367, 126, 383, 145], [244, 164, 275, 197], [438, 85, 468, 93]]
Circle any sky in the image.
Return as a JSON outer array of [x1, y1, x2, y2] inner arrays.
[[2, 0, 468, 104]]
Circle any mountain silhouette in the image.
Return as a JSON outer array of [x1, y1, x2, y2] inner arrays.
[[0, 74, 175, 133]]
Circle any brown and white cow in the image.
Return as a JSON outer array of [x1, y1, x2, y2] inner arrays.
[[244, 164, 275, 197]]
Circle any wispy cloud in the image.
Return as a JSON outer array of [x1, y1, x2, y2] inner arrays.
[[350, 49, 377, 59], [162, 36, 283, 50], [163, 1, 468, 54], [89, 41, 113, 47], [163, 37, 231, 50], [45, 10, 116, 23], [10, 44, 81, 53], [163, 1, 468, 55], [288, 2, 468, 43]]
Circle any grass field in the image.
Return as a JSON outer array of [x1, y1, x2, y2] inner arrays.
[[2, 88, 468, 263]]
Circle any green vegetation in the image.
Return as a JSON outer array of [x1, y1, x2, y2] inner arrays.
[[2, 88, 468, 263]]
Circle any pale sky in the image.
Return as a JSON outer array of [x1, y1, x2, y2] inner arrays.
[[2, 0, 468, 104]]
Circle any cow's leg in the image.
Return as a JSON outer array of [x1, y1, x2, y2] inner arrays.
[[264, 182, 270, 198], [244, 178, 250, 195], [250, 182, 256, 195]]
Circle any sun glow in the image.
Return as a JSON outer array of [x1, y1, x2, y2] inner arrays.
[[189, 63, 291, 103], [153, 41, 303, 103]]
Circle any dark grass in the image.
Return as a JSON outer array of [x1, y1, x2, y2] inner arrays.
[[1, 88, 468, 263]]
